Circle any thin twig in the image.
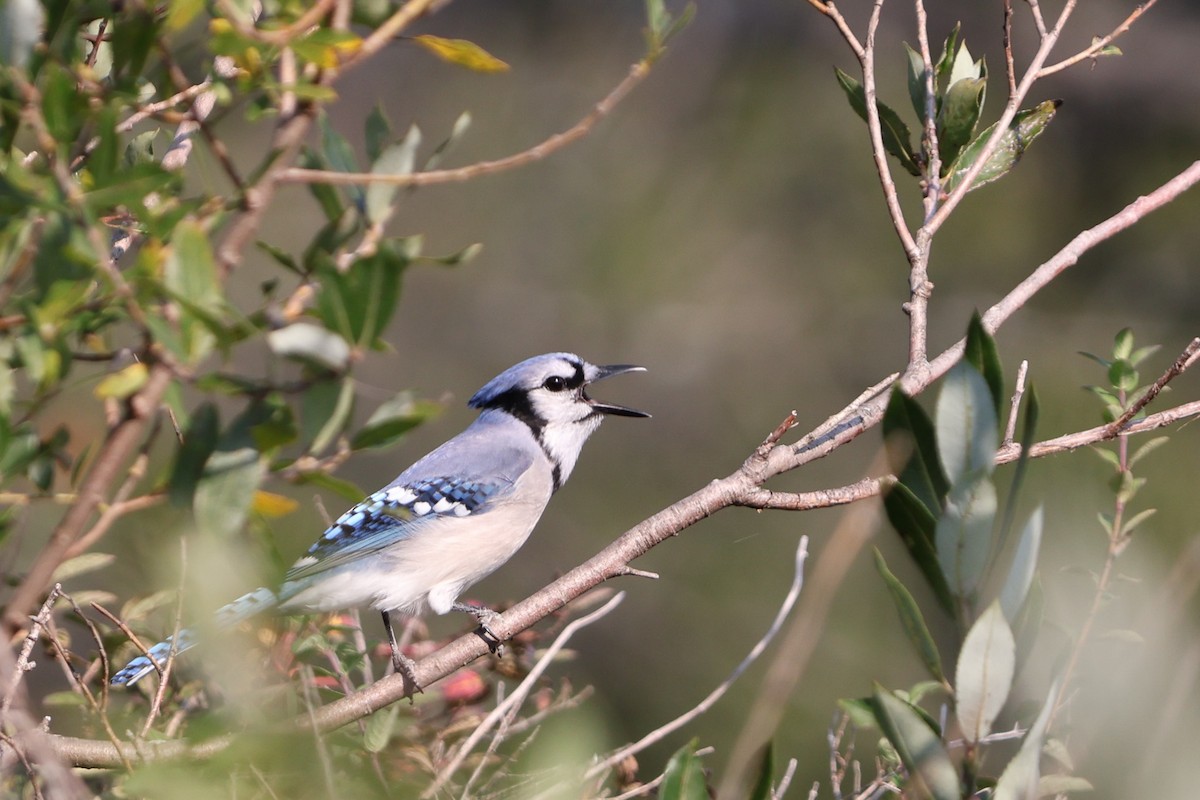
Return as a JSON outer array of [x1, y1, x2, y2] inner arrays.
[[586, 537, 810, 781], [423, 592, 626, 798], [2, 587, 61, 718], [1037, 0, 1159, 78], [1107, 337, 1200, 433], [278, 60, 653, 189], [1003, 360, 1029, 445]]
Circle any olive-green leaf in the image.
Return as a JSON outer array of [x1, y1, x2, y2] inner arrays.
[[936, 362, 998, 486], [365, 124, 421, 225], [993, 682, 1057, 800], [168, 402, 220, 507], [748, 742, 775, 800], [937, 76, 986, 170], [304, 378, 355, 456], [955, 601, 1015, 743], [964, 311, 1004, 421], [351, 392, 441, 451], [874, 548, 946, 683], [882, 483, 956, 617], [835, 67, 922, 177], [943, 99, 1061, 194], [872, 685, 961, 800], [884, 387, 950, 514], [363, 704, 400, 753], [998, 506, 1042, 622], [936, 474, 997, 599], [904, 42, 929, 121], [659, 740, 709, 800]]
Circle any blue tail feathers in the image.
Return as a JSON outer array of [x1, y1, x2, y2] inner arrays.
[[111, 587, 279, 687]]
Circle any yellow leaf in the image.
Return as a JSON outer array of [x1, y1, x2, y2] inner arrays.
[[252, 490, 299, 518], [412, 35, 510, 73], [93, 362, 148, 400]]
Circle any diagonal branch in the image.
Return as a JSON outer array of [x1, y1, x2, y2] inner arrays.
[[277, 60, 653, 189]]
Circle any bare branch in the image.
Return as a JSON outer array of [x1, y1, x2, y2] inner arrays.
[[1003, 359, 1029, 445], [1038, 0, 1159, 78], [278, 60, 653, 189]]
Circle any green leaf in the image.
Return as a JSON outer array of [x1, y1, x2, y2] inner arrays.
[[165, 221, 223, 364], [315, 241, 407, 348], [1121, 507, 1156, 537], [300, 149, 346, 221], [943, 99, 1060, 194], [963, 312, 1003, 420], [659, 740, 709, 800], [874, 549, 946, 683], [304, 378, 355, 455], [993, 682, 1056, 800], [51, 552, 115, 583], [937, 76, 986, 170], [872, 685, 961, 800], [936, 363, 998, 485], [365, 124, 421, 225], [884, 388, 949, 513], [363, 704, 400, 753], [748, 743, 775, 800], [296, 471, 364, 504], [364, 104, 392, 163], [42, 64, 86, 144], [351, 392, 441, 450], [1112, 327, 1135, 360], [955, 601, 1015, 743], [110, 7, 158, 81], [837, 697, 879, 729], [936, 474, 997, 599], [883, 483, 956, 616], [904, 42, 929, 121], [945, 40, 982, 87], [267, 323, 352, 371], [319, 114, 364, 208], [834, 67, 922, 177], [998, 506, 1042, 622], [194, 447, 264, 536], [934, 23, 962, 90]]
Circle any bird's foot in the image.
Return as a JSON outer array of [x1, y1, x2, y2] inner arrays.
[[452, 603, 505, 656]]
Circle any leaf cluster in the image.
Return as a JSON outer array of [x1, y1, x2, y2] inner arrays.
[[836, 25, 1060, 195]]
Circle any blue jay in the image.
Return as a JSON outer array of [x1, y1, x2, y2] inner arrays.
[[111, 353, 648, 690]]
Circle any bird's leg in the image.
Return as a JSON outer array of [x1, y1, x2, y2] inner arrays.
[[451, 602, 505, 656], [381, 610, 422, 698]]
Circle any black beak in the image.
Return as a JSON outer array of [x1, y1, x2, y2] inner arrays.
[[586, 364, 651, 418]]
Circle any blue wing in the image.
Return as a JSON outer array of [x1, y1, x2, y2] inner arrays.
[[282, 476, 509, 583]]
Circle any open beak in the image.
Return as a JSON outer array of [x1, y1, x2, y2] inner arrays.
[[585, 364, 651, 418]]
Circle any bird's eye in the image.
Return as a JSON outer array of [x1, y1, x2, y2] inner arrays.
[[543, 376, 568, 392]]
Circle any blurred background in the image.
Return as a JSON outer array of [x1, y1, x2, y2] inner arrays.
[[87, 0, 1200, 794]]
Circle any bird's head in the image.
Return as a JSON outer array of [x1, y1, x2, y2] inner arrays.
[[469, 353, 649, 486]]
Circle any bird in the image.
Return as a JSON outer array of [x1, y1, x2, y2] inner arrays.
[[110, 353, 649, 691]]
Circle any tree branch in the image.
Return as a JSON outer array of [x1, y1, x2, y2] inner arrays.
[[277, 60, 653, 189]]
